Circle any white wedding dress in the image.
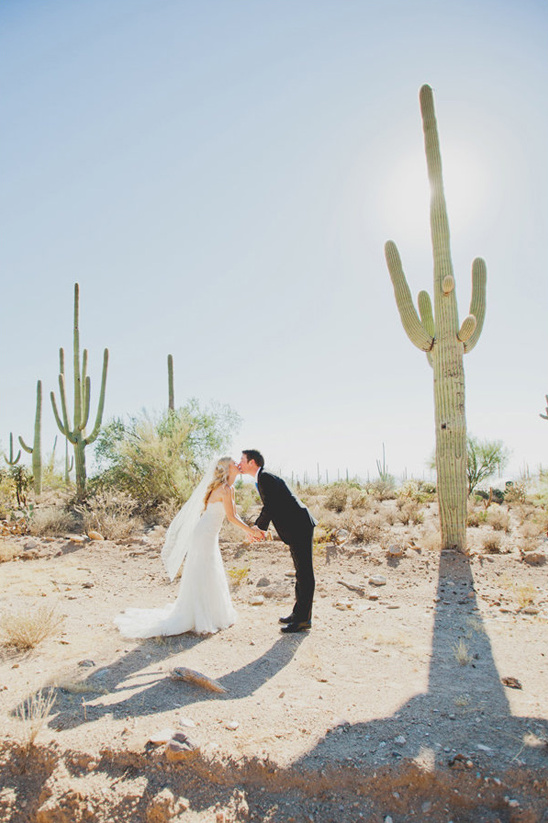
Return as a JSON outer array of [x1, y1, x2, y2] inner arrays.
[[114, 501, 237, 637]]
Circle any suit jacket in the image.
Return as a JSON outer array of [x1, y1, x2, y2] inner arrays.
[[255, 469, 316, 544]]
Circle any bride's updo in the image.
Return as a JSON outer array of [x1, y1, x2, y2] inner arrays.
[[203, 457, 232, 511]]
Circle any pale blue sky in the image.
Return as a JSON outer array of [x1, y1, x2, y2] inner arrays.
[[2, 0, 547, 481]]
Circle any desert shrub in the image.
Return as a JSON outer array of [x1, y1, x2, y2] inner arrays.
[[17, 688, 57, 750], [0, 540, 18, 562], [324, 485, 348, 513], [348, 488, 372, 511], [0, 605, 64, 650], [397, 479, 436, 505], [504, 480, 528, 505], [466, 507, 487, 527], [519, 520, 545, 539], [487, 508, 511, 533], [76, 491, 142, 540], [28, 506, 77, 537], [235, 482, 260, 517], [397, 500, 424, 525], [367, 478, 397, 501], [482, 533, 503, 554], [351, 514, 384, 545], [92, 401, 240, 516]]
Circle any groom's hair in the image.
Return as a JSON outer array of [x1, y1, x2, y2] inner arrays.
[[242, 449, 264, 467]]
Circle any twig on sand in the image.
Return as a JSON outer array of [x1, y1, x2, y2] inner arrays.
[[170, 666, 227, 693], [337, 579, 365, 596]]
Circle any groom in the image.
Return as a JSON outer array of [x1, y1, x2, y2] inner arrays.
[[239, 450, 316, 633]]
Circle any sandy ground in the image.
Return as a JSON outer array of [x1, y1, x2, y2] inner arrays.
[[1, 501, 547, 822]]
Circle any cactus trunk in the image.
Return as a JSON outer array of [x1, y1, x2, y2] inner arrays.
[[385, 85, 487, 553], [168, 354, 175, 411]]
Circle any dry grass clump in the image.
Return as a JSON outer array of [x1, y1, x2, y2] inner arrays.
[[228, 565, 250, 586], [77, 491, 143, 540], [396, 479, 436, 505], [482, 533, 503, 554], [519, 520, 545, 540], [351, 514, 385, 545], [0, 604, 64, 651], [348, 488, 372, 511], [397, 500, 424, 526], [516, 583, 537, 609], [17, 687, 57, 749], [28, 506, 76, 537], [504, 481, 528, 504], [453, 638, 472, 666], [0, 539, 18, 563], [487, 508, 511, 533]]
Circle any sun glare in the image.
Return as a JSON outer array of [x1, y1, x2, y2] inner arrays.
[[382, 141, 490, 246]]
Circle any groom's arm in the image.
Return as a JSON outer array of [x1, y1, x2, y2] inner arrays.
[[255, 472, 277, 531]]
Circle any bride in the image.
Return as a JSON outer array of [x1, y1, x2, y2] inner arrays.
[[114, 457, 262, 638]]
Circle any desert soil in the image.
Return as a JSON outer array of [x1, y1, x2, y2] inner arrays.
[[1, 500, 547, 822]]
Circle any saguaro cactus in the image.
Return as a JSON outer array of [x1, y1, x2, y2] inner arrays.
[[384, 85, 487, 552], [168, 354, 175, 411], [3, 433, 21, 466], [50, 283, 109, 500], [19, 379, 43, 495]]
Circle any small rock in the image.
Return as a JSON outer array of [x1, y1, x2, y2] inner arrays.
[[335, 599, 353, 610], [87, 530, 104, 541], [23, 540, 39, 550], [521, 606, 539, 615], [384, 817, 394, 823], [387, 545, 404, 557], [422, 801, 432, 813], [477, 744, 493, 752], [78, 659, 96, 668], [148, 728, 176, 745], [521, 550, 546, 565], [225, 720, 239, 731], [249, 595, 265, 606], [256, 577, 270, 587], [177, 716, 196, 729], [394, 735, 406, 745], [164, 732, 198, 762], [369, 575, 387, 586]]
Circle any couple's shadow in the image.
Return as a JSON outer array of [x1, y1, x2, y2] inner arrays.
[[45, 629, 305, 731]]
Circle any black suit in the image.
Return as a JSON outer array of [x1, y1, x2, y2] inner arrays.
[[255, 469, 316, 623]]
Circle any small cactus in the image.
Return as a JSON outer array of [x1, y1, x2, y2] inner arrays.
[[19, 380, 43, 496], [539, 395, 548, 420], [384, 85, 487, 552]]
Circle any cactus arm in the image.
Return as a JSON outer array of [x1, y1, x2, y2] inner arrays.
[[385, 241, 434, 352], [463, 258, 487, 353], [4, 433, 21, 465], [73, 285, 82, 430], [84, 348, 109, 445], [418, 290, 435, 337], [457, 315, 477, 343], [19, 436, 32, 454], [540, 395, 548, 420], [80, 376, 92, 432]]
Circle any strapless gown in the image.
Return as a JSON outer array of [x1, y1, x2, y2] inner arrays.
[[114, 501, 237, 637]]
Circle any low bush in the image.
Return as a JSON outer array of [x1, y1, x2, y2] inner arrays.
[[76, 491, 142, 540]]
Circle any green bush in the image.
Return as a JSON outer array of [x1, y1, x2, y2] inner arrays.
[[91, 400, 240, 517]]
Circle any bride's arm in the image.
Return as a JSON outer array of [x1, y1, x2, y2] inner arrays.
[[222, 487, 264, 541]]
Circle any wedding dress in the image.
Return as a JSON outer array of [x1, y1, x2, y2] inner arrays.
[[114, 501, 237, 637]]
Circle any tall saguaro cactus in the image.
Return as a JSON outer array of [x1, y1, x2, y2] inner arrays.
[[384, 85, 487, 552], [50, 283, 109, 500], [19, 379, 43, 495]]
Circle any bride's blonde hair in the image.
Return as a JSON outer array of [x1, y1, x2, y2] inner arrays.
[[203, 457, 232, 511]]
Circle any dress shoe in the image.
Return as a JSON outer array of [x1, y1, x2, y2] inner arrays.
[[280, 620, 311, 634], [278, 614, 295, 624]]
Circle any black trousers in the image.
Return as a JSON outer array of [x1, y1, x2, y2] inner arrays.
[[287, 527, 315, 622]]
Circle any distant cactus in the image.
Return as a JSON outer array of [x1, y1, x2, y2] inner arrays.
[[384, 85, 487, 552], [19, 379, 43, 495], [4, 433, 21, 466], [539, 395, 548, 420], [50, 283, 109, 500], [168, 354, 175, 411]]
